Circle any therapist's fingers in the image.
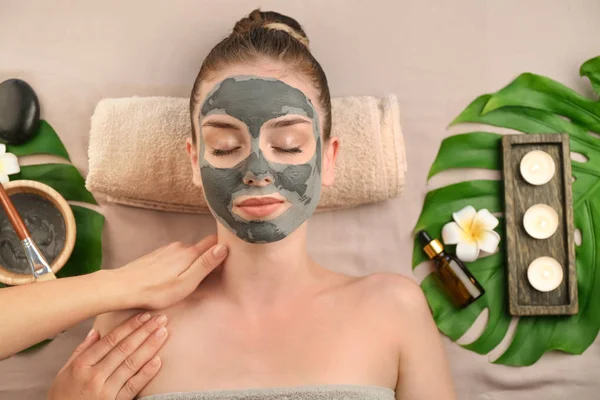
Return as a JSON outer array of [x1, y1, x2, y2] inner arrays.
[[103, 319, 168, 396], [96, 315, 168, 381], [115, 356, 162, 400], [191, 234, 218, 254], [177, 234, 224, 278], [178, 242, 228, 284], [79, 313, 151, 366], [164, 235, 217, 275]]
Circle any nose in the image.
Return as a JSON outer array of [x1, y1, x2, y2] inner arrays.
[[243, 150, 274, 187], [243, 171, 273, 187]]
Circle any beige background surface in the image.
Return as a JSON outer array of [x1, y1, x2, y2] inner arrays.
[[2, 0, 600, 399]]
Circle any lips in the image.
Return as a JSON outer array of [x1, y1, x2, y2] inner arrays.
[[234, 196, 288, 219], [238, 197, 283, 207]]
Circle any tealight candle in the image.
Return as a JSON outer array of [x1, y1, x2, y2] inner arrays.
[[523, 204, 559, 239], [527, 256, 563, 292], [520, 150, 555, 185]]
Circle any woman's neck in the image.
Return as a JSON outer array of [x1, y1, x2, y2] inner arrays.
[[213, 222, 326, 312]]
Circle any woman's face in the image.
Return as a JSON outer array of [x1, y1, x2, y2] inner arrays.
[[187, 62, 338, 244]]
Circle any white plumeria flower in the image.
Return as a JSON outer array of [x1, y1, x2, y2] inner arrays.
[[441, 205, 501, 262], [0, 144, 20, 184]]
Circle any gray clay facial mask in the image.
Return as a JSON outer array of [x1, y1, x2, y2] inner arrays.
[[198, 75, 322, 243]]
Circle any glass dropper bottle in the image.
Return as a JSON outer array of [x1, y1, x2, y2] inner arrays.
[[418, 230, 485, 308]]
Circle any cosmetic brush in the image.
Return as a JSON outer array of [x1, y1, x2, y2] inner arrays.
[[0, 183, 56, 281]]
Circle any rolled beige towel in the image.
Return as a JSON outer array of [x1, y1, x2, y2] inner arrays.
[[86, 95, 406, 214]]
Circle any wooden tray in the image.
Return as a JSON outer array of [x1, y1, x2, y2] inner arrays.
[[502, 134, 577, 316]]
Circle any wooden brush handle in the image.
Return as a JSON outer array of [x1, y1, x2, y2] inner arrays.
[[0, 183, 30, 241]]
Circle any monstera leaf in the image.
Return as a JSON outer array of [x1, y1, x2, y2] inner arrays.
[[1, 121, 104, 352], [413, 55, 600, 366]]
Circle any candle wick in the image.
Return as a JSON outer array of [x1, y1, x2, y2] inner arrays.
[[543, 270, 550, 279]]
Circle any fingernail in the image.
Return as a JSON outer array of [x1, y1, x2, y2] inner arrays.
[[150, 356, 161, 366], [212, 244, 227, 257], [139, 312, 151, 323], [86, 328, 96, 339], [155, 327, 167, 337], [155, 314, 168, 326]]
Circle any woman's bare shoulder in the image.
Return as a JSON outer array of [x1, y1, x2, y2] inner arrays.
[[351, 272, 430, 316], [339, 273, 433, 358]]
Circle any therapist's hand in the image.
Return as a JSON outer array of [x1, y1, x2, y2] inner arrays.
[[48, 313, 167, 400], [116, 235, 228, 310]]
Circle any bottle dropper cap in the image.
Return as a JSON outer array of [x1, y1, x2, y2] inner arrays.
[[417, 230, 444, 259], [418, 230, 433, 247]]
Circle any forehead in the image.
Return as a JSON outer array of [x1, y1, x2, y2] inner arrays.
[[201, 76, 315, 120], [196, 62, 322, 117]]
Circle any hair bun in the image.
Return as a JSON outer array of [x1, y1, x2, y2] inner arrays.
[[233, 9, 310, 48]]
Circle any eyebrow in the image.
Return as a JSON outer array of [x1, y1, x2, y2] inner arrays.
[[202, 121, 241, 130], [264, 118, 311, 129]]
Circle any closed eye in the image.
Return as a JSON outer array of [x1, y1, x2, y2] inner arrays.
[[273, 147, 303, 154], [212, 147, 241, 156]]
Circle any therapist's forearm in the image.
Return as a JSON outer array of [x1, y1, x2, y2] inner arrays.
[[0, 269, 135, 360]]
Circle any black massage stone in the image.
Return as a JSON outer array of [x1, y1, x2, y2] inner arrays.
[[0, 78, 40, 145]]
